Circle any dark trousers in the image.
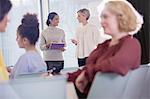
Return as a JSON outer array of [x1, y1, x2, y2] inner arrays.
[[78, 57, 88, 67], [45, 61, 64, 73]]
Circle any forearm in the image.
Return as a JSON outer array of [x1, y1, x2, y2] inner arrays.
[[67, 69, 82, 82], [40, 35, 49, 50], [40, 44, 49, 50]]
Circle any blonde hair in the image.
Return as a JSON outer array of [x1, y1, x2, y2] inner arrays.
[[105, 1, 137, 32], [77, 8, 90, 20]]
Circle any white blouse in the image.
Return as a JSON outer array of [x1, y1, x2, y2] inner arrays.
[[74, 23, 101, 58]]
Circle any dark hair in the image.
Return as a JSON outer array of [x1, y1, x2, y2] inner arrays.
[[17, 13, 39, 45], [46, 12, 58, 26], [0, 0, 12, 22]]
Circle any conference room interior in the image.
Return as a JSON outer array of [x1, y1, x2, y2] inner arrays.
[[0, 0, 149, 99]]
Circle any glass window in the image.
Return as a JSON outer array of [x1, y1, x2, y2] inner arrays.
[[48, 0, 103, 68], [0, 0, 41, 66]]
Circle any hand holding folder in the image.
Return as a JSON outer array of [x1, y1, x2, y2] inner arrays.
[[49, 43, 65, 50]]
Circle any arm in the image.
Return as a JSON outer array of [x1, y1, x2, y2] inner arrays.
[[85, 38, 141, 81], [62, 30, 66, 46], [0, 50, 9, 80], [39, 34, 49, 50], [61, 31, 67, 51], [75, 71, 88, 93], [10, 55, 29, 78]]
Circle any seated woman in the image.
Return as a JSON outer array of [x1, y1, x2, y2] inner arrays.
[[10, 13, 46, 79], [67, 0, 143, 98]]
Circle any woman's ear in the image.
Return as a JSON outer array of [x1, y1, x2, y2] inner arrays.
[[23, 37, 29, 45], [49, 19, 52, 22]]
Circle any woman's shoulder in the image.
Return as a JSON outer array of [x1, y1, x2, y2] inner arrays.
[[122, 35, 140, 44], [55, 27, 65, 33], [20, 51, 40, 59], [120, 35, 141, 49], [41, 27, 50, 35], [87, 23, 97, 28], [97, 39, 110, 47], [76, 26, 82, 32]]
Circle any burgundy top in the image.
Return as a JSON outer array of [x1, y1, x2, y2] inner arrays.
[[68, 35, 141, 94]]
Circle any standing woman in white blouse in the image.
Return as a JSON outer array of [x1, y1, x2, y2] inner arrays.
[[71, 8, 101, 67], [40, 12, 66, 74]]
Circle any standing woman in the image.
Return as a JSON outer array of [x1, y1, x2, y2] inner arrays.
[[71, 8, 101, 67], [40, 12, 66, 74], [0, 0, 12, 81]]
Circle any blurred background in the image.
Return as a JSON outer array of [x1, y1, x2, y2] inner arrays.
[[0, 0, 149, 68]]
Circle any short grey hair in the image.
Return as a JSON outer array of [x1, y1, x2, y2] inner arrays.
[[77, 8, 90, 20]]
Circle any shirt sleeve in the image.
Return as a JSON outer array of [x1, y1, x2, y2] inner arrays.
[[62, 30, 67, 47], [40, 33, 48, 50], [11, 55, 29, 78], [85, 38, 141, 81], [74, 28, 80, 41], [0, 50, 9, 80]]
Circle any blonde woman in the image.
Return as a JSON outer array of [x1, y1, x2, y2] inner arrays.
[[71, 8, 101, 67], [68, 1, 143, 98]]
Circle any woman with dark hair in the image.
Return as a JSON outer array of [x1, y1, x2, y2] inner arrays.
[[40, 12, 66, 74], [10, 13, 46, 79], [0, 0, 12, 80]]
